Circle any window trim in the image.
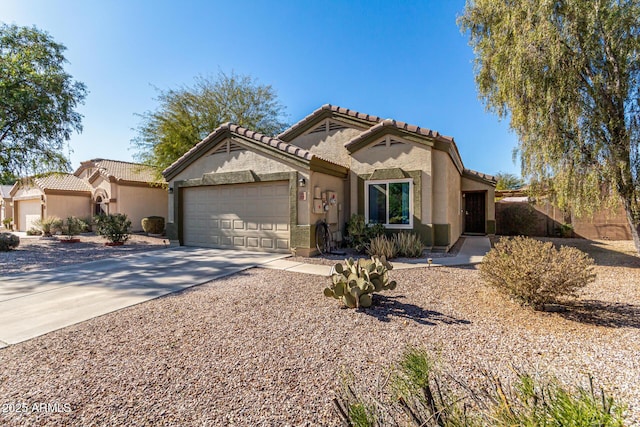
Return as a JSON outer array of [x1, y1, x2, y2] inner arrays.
[[364, 178, 413, 229]]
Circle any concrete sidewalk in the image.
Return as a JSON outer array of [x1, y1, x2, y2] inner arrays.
[[0, 248, 288, 348], [260, 236, 491, 276]]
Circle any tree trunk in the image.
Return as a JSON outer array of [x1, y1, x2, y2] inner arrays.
[[623, 203, 640, 254]]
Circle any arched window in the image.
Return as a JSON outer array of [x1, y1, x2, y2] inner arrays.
[[95, 196, 106, 216]]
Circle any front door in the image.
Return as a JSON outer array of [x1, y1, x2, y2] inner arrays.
[[464, 192, 486, 234]]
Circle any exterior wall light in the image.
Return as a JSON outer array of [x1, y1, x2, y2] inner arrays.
[[298, 178, 306, 187]]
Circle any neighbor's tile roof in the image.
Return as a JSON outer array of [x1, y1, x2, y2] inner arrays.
[[82, 159, 160, 183], [278, 104, 382, 141], [35, 174, 93, 192]]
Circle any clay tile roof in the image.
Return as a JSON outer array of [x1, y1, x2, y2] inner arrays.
[[35, 174, 93, 192], [376, 119, 454, 143], [85, 159, 160, 183], [463, 168, 497, 184], [278, 104, 382, 141], [0, 185, 13, 198], [163, 123, 319, 179]]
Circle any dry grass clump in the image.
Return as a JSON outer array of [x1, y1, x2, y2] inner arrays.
[[480, 236, 596, 310]]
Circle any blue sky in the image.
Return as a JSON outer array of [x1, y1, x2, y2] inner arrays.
[[4, 0, 520, 177]]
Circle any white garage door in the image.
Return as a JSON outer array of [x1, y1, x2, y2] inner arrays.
[[182, 182, 290, 252], [17, 199, 41, 232]]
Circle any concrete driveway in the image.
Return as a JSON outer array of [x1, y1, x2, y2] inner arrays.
[[0, 247, 288, 348]]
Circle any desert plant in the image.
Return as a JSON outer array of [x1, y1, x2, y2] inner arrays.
[[61, 216, 87, 240], [393, 232, 424, 258], [2, 217, 13, 230], [479, 236, 596, 309], [559, 223, 574, 238], [345, 214, 387, 252], [94, 213, 131, 244], [324, 256, 397, 308], [26, 227, 42, 236], [334, 346, 627, 426], [0, 232, 20, 251], [141, 216, 165, 234], [34, 216, 62, 236], [366, 235, 398, 259]]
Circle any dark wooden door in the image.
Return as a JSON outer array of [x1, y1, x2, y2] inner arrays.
[[464, 192, 486, 234]]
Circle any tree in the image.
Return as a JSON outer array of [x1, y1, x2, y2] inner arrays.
[[459, 0, 640, 252], [495, 172, 525, 191], [133, 71, 288, 176], [0, 23, 87, 177]]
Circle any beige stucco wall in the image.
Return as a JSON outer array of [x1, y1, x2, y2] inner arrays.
[[308, 172, 346, 232], [431, 150, 450, 225], [462, 177, 496, 221], [447, 160, 462, 244], [349, 138, 433, 226], [114, 185, 168, 231], [12, 185, 42, 200], [45, 194, 91, 220], [290, 123, 362, 166]]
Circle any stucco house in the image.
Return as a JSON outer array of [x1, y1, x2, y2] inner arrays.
[[1, 185, 13, 227], [10, 159, 168, 232], [163, 105, 496, 255]]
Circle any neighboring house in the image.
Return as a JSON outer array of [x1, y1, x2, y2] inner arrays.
[[163, 105, 496, 255], [9, 159, 168, 232], [74, 159, 168, 231], [10, 174, 92, 232], [1, 185, 13, 228]]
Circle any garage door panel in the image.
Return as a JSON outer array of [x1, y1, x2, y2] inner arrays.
[[182, 182, 290, 252], [17, 200, 42, 232]]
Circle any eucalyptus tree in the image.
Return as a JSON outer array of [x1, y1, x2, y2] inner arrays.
[[459, 0, 640, 251]]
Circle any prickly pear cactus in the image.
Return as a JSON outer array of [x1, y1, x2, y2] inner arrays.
[[324, 255, 397, 308]]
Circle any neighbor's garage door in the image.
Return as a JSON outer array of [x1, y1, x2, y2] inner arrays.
[[17, 199, 41, 232], [182, 182, 290, 252]]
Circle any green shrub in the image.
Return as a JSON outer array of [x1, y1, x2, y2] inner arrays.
[[2, 217, 13, 230], [34, 216, 62, 236], [26, 227, 42, 236], [345, 214, 386, 252], [560, 223, 574, 238], [324, 256, 397, 308], [393, 232, 424, 258], [366, 235, 398, 259], [141, 216, 165, 234], [479, 236, 596, 309], [0, 232, 20, 251], [334, 346, 627, 426], [94, 213, 131, 244], [61, 216, 87, 240]]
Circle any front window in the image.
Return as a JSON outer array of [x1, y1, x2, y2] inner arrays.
[[365, 179, 412, 228]]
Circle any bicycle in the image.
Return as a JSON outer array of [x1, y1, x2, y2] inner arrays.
[[315, 218, 332, 255]]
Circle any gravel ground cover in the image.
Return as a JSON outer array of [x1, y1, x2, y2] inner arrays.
[[0, 234, 167, 274], [0, 239, 638, 425]]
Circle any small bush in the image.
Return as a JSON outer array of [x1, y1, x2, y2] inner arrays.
[[26, 228, 42, 236], [479, 236, 596, 309], [393, 232, 424, 258], [334, 346, 627, 426], [61, 216, 88, 240], [0, 232, 20, 251], [345, 214, 386, 252], [34, 216, 62, 236], [94, 213, 132, 244], [2, 217, 13, 230], [366, 235, 398, 259], [141, 216, 165, 234]]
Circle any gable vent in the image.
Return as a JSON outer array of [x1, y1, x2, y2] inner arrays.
[[308, 123, 327, 134], [228, 141, 245, 152], [372, 140, 386, 147], [389, 139, 404, 146], [210, 140, 246, 155], [328, 121, 348, 132], [212, 142, 228, 155]]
